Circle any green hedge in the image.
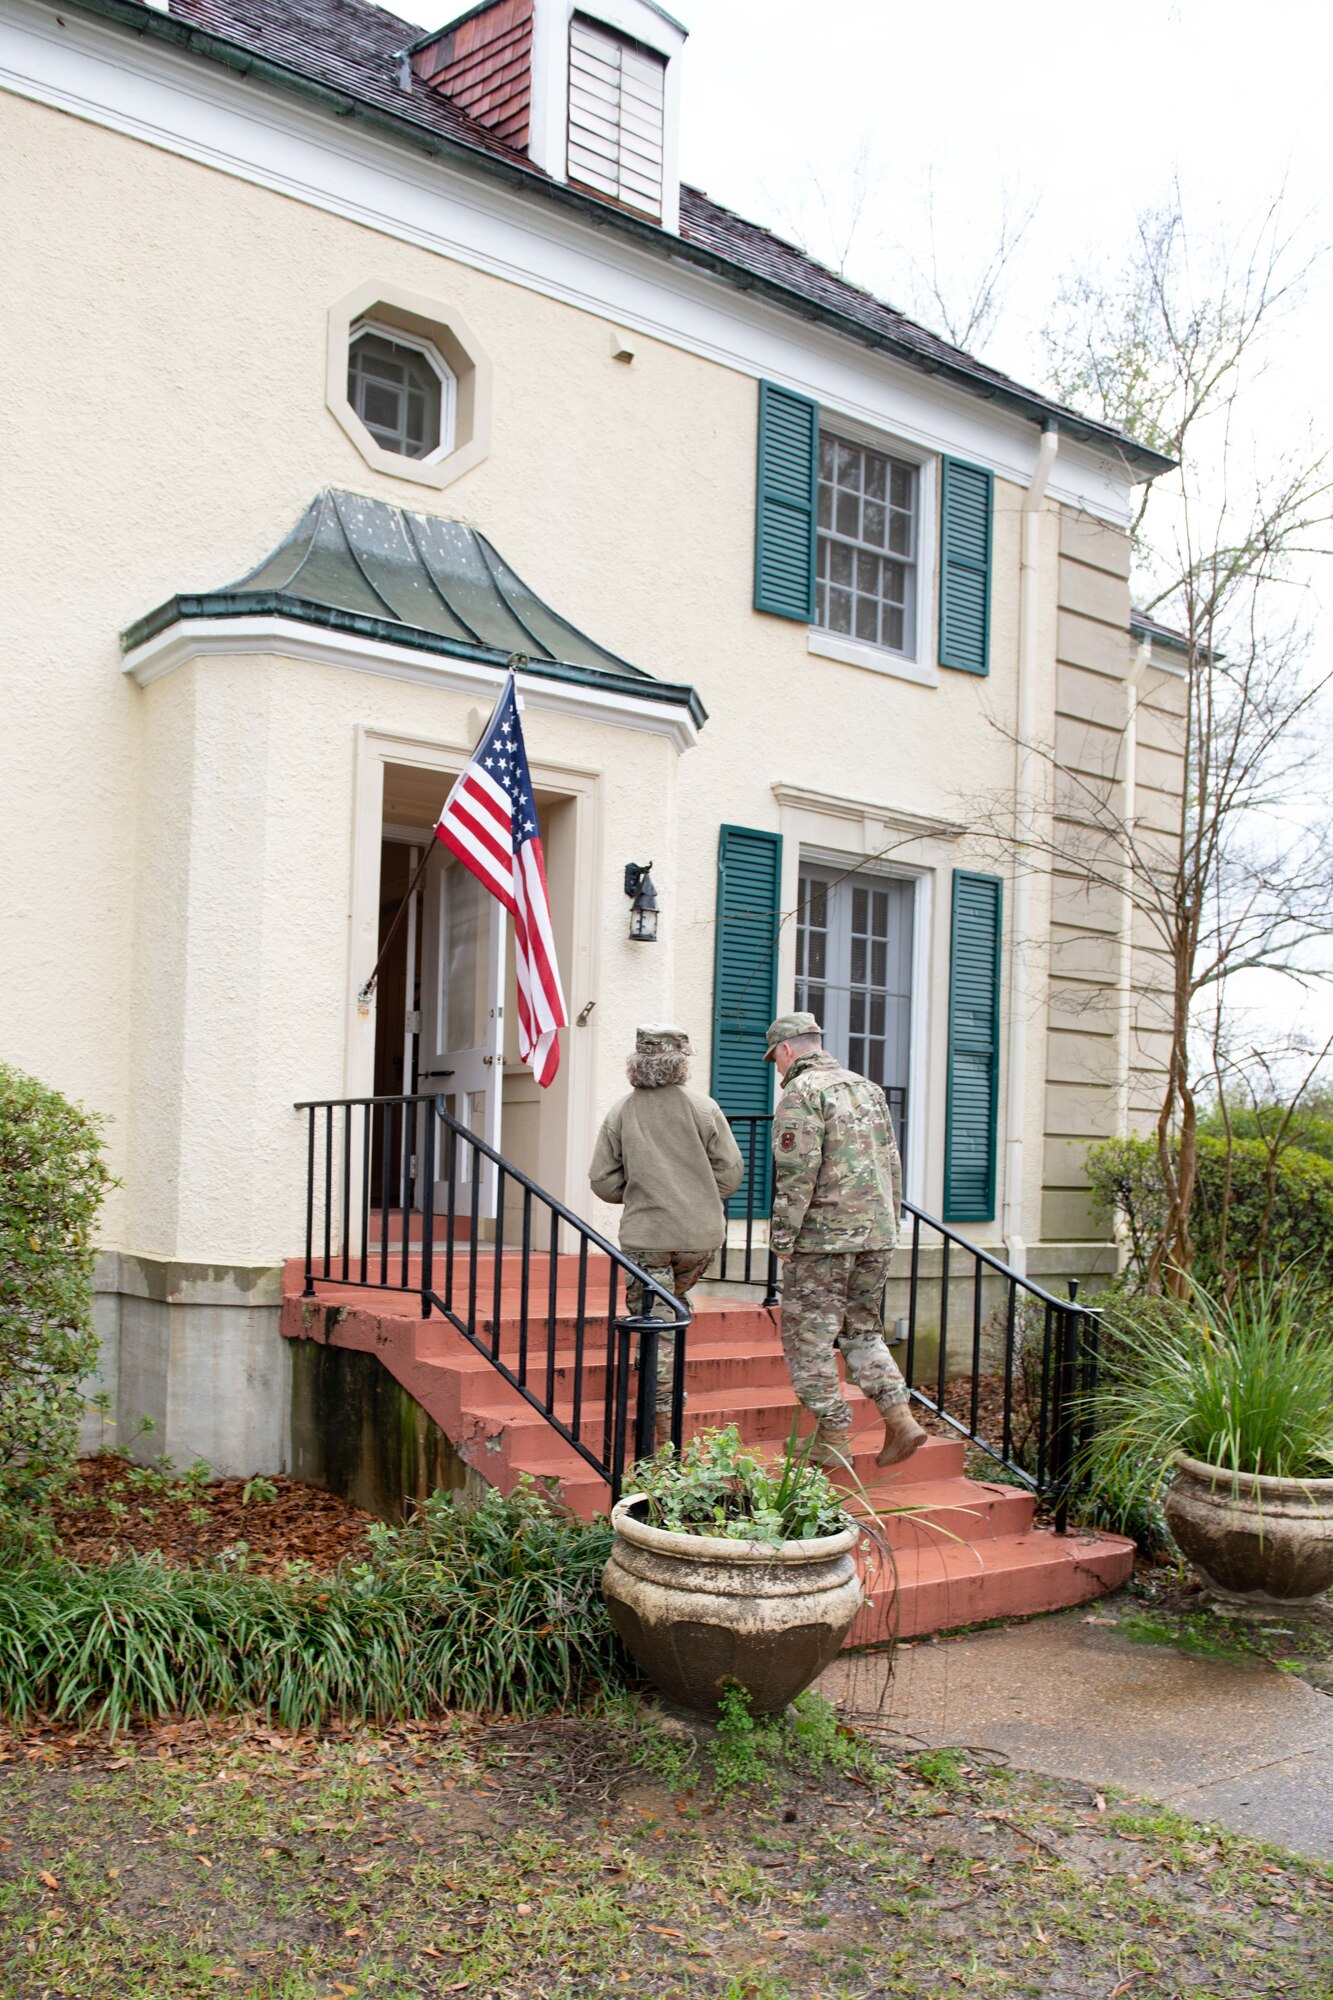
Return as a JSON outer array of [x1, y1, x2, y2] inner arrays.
[[0, 1065, 113, 1506], [1086, 1133, 1333, 1290]]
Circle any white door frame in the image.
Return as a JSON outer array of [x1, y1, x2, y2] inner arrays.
[[348, 723, 605, 1223]]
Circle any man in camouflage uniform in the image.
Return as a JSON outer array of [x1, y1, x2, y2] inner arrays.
[[590, 1025, 744, 1446], [766, 1012, 926, 1469]]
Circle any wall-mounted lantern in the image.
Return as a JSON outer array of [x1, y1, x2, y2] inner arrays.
[[624, 862, 659, 943]]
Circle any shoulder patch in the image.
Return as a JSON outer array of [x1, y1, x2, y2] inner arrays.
[[779, 1129, 796, 1152]]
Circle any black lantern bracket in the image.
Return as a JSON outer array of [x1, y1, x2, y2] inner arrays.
[[624, 861, 659, 942]]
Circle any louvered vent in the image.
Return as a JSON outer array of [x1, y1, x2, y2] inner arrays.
[[567, 15, 666, 222]]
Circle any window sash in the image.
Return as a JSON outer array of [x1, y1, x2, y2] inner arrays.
[[814, 433, 919, 658]]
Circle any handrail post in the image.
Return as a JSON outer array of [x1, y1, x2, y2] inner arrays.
[[302, 1107, 316, 1298], [1051, 1280, 1080, 1534], [633, 1318, 658, 1469], [669, 1303, 688, 1455], [611, 1318, 633, 1506], [420, 1101, 437, 1318]]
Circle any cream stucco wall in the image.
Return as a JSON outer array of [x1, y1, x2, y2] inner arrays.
[[2, 78, 1134, 1348]]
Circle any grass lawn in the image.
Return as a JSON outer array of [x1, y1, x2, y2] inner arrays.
[[0, 1698, 1329, 1999]]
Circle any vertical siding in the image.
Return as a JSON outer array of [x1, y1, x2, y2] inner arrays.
[[413, 0, 535, 153]]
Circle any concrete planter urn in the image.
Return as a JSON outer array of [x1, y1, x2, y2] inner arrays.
[[1164, 1453, 1333, 1607], [602, 1497, 865, 1716]]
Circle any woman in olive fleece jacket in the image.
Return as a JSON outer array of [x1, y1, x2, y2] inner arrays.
[[588, 1034, 744, 1255], [588, 1029, 744, 1439]]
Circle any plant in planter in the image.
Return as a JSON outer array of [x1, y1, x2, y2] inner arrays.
[[1081, 1276, 1333, 1607], [600, 1425, 869, 1717]]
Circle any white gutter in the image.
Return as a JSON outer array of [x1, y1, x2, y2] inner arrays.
[[1116, 638, 1153, 1136], [1002, 422, 1059, 1274]]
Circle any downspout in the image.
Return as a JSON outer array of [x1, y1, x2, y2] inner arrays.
[[1116, 640, 1153, 1137], [1002, 421, 1059, 1274]]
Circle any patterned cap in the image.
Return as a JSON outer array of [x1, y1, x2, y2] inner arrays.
[[635, 1025, 693, 1054], [762, 1012, 823, 1061]]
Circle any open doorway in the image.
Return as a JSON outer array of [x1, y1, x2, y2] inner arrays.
[[373, 761, 579, 1224]]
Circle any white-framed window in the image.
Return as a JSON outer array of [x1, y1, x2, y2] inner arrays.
[[795, 863, 914, 1164], [816, 433, 919, 658], [347, 324, 457, 463]]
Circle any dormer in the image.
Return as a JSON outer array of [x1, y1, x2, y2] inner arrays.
[[409, 0, 687, 233]]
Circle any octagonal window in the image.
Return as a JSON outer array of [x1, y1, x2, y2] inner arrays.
[[347, 325, 456, 462]]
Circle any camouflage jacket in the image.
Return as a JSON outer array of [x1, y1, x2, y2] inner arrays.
[[770, 1052, 902, 1257]]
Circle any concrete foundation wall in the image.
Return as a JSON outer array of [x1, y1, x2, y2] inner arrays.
[[88, 1253, 290, 1476], [289, 1339, 474, 1522]]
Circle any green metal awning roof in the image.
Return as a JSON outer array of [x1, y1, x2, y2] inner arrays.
[[121, 489, 706, 726]]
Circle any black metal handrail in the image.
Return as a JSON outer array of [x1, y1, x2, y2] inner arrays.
[[294, 1092, 688, 1500], [715, 1112, 1100, 1527]]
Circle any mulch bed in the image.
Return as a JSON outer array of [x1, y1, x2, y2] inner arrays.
[[48, 1456, 374, 1574]]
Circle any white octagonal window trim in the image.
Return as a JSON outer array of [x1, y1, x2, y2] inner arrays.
[[327, 282, 492, 491]]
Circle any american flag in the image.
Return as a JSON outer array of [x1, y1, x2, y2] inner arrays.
[[434, 672, 568, 1088]]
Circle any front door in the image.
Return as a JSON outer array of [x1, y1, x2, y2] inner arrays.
[[795, 865, 913, 1170], [418, 841, 506, 1220]]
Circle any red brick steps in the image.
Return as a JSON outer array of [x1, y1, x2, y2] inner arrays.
[[282, 1257, 1133, 1639]]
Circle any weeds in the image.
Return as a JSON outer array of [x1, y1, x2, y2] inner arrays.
[[709, 1683, 885, 1793]]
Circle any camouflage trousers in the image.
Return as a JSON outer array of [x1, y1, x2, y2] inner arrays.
[[779, 1249, 908, 1432], [623, 1248, 711, 1414]]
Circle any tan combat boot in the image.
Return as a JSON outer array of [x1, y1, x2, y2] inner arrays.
[[808, 1421, 856, 1469], [875, 1402, 927, 1469], [653, 1411, 675, 1452]]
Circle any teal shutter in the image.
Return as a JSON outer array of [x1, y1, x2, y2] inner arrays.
[[754, 382, 818, 620], [944, 870, 1002, 1223], [711, 825, 783, 1217], [939, 457, 993, 675]]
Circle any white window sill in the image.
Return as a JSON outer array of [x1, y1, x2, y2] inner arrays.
[[807, 629, 939, 689]]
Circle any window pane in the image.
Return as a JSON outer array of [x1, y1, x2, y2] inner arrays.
[[856, 594, 878, 642], [830, 542, 853, 586], [889, 510, 911, 556], [819, 434, 835, 479], [828, 589, 852, 633], [891, 464, 914, 509], [863, 499, 886, 548], [884, 605, 905, 652], [865, 453, 887, 501], [850, 992, 864, 1034], [835, 489, 859, 537], [873, 891, 889, 935], [872, 940, 887, 985], [836, 440, 860, 484], [885, 560, 906, 605], [851, 935, 866, 983], [871, 995, 886, 1037], [817, 483, 832, 529]]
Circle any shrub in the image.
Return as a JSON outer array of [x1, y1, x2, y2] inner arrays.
[[0, 1480, 623, 1733], [1086, 1133, 1333, 1293], [0, 1065, 113, 1506]]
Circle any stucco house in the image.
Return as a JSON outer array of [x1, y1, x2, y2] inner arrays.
[[3, 0, 1182, 1620]]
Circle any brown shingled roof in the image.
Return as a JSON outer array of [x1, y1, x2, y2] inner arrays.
[[104, 0, 1169, 472]]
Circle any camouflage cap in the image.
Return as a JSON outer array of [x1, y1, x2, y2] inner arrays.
[[635, 1024, 693, 1054], [762, 1012, 822, 1062]]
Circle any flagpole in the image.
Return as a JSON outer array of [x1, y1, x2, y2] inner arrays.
[[357, 657, 527, 1008], [357, 838, 437, 1006]]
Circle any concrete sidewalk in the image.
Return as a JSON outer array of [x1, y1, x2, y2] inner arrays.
[[821, 1611, 1333, 1861]]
